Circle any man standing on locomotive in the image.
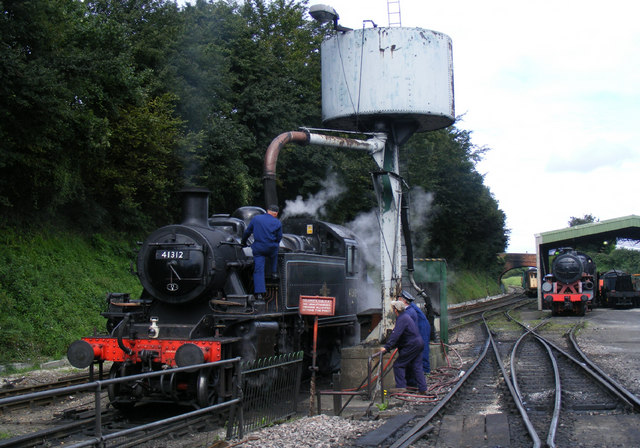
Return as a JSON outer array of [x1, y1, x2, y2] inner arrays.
[[380, 300, 427, 395], [241, 205, 283, 300], [398, 290, 431, 374]]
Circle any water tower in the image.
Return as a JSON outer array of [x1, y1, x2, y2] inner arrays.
[[311, 4, 454, 338]]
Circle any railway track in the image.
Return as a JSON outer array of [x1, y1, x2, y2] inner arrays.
[[0, 403, 221, 448], [448, 290, 532, 331], [507, 312, 640, 447], [355, 302, 640, 447], [0, 357, 272, 447], [380, 309, 536, 448], [0, 372, 92, 413], [4, 298, 639, 447]]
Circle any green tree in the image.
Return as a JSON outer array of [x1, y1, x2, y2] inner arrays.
[[168, 0, 255, 210], [569, 214, 598, 226], [1, 0, 189, 229], [167, 0, 327, 212], [403, 126, 508, 269], [232, 0, 324, 205], [0, 0, 98, 223], [96, 94, 184, 228]]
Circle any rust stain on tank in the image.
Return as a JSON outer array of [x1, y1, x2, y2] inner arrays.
[[419, 31, 432, 45]]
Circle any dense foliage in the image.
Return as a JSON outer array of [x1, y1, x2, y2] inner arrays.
[[0, 0, 511, 361], [1, 0, 508, 268], [591, 248, 640, 275], [403, 127, 508, 268]]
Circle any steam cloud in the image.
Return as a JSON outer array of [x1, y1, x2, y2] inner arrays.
[[282, 172, 346, 219], [407, 186, 434, 236], [345, 209, 381, 268], [282, 172, 435, 269]]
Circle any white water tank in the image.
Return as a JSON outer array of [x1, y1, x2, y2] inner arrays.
[[321, 27, 454, 132]]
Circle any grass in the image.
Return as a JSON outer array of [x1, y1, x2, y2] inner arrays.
[[0, 227, 142, 363], [448, 269, 503, 304], [486, 314, 522, 332], [501, 274, 522, 289]]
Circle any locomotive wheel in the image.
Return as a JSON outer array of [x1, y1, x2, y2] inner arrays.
[[577, 302, 586, 316], [196, 367, 220, 408], [108, 362, 136, 411]]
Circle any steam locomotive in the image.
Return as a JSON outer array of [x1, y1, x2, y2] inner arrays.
[[598, 269, 640, 308], [67, 188, 379, 408], [541, 248, 596, 316]]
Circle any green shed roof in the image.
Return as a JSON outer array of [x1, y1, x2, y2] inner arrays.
[[536, 215, 640, 248]]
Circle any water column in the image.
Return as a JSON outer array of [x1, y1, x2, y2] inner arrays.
[[320, 26, 455, 338]]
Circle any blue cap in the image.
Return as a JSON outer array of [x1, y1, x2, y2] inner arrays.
[[400, 290, 415, 302]]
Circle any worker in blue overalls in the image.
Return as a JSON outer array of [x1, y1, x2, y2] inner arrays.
[[380, 300, 427, 395], [241, 205, 282, 300], [399, 290, 431, 374]]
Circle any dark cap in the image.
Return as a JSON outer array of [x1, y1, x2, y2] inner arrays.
[[268, 205, 279, 213], [400, 290, 415, 302]]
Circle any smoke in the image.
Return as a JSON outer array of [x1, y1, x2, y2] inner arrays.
[[281, 174, 435, 271], [346, 209, 381, 268], [282, 172, 346, 219], [345, 186, 435, 269], [407, 186, 434, 236]]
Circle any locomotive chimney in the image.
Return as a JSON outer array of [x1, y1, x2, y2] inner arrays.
[[180, 187, 210, 227]]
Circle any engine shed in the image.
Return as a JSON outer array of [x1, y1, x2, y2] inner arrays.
[[534, 215, 640, 310]]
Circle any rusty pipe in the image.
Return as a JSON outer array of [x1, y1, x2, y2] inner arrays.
[[263, 131, 310, 208], [264, 131, 310, 179], [263, 129, 387, 208]]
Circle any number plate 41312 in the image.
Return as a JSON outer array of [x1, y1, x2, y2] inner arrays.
[[155, 250, 189, 260]]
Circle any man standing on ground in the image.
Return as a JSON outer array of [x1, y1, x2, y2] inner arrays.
[[241, 205, 282, 300], [380, 300, 427, 395], [399, 290, 431, 374]]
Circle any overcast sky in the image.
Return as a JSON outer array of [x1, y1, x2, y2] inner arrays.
[[311, 0, 640, 253]]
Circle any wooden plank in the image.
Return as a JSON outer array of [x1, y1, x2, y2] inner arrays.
[[460, 414, 484, 447], [354, 413, 415, 447], [436, 414, 463, 447], [485, 413, 510, 447]]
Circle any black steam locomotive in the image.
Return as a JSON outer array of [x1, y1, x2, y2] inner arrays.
[[541, 248, 596, 316], [598, 269, 640, 308], [67, 188, 379, 408]]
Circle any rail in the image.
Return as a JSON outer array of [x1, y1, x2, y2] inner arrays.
[[506, 311, 640, 446], [390, 309, 541, 448], [506, 315, 638, 410], [568, 324, 640, 411], [508, 317, 561, 447], [0, 358, 243, 447]]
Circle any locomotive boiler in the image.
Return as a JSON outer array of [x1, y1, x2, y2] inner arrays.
[[541, 248, 595, 316], [67, 188, 379, 408]]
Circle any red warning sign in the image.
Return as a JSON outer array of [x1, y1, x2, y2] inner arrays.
[[299, 295, 336, 316]]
